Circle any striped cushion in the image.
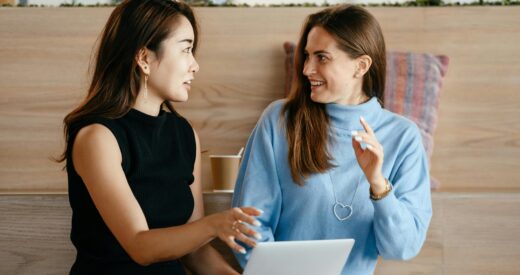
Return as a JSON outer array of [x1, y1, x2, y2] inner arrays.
[[385, 52, 449, 189], [283, 42, 449, 189]]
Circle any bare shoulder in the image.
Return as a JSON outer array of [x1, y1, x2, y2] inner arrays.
[[72, 123, 122, 174], [74, 124, 119, 152]]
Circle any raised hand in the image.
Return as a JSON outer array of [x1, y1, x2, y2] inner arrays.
[[351, 116, 387, 193]]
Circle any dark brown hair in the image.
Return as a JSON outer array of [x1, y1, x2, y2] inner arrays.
[[57, 0, 198, 162], [283, 5, 386, 185]]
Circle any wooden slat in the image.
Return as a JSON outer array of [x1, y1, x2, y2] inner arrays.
[[0, 195, 74, 275], [2, 193, 520, 274], [0, 7, 519, 192], [0, 192, 238, 274]]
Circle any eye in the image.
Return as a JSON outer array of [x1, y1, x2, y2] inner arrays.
[[183, 47, 193, 54], [318, 55, 328, 63]]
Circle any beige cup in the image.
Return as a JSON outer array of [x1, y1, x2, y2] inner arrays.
[[210, 155, 241, 191]]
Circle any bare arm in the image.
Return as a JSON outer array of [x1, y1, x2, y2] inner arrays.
[[72, 124, 260, 266], [182, 130, 240, 275]]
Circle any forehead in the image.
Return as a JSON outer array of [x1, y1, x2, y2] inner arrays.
[[168, 15, 194, 41], [305, 26, 338, 52]]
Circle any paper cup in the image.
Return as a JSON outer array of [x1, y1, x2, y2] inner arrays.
[[209, 155, 241, 191]]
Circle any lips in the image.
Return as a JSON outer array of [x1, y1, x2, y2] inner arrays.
[[182, 79, 193, 91], [309, 79, 326, 88], [310, 81, 324, 87]]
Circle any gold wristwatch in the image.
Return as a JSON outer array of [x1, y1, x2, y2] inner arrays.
[[370, 179, 392, 200]]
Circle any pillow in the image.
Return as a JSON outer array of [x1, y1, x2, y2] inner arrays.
[[283, 42, 449, 189]]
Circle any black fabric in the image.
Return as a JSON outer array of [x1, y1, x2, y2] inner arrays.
[[67, 108, 196, 274]]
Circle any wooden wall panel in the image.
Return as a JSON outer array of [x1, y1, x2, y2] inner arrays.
[[0, 7, 519, 192]]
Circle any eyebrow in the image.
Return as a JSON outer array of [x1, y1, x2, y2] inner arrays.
[[304, 49, 331, 55], [177, 38, 193, 44]]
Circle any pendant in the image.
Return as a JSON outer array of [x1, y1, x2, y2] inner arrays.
[[333, 202, 353, 221]]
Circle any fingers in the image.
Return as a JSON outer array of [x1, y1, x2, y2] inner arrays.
[[219, 207, 263, 253], [232, 207, 262, 227], [233, 221, 261, 250], [223, 235, 247, 254], [222, 221, 259, 254], [240, 206, 264, 217], [236, 221, 262, 240], [352, 135, 364, 158], [351, 117, 383, 155], [359, 116, 374, 135], [352, 132, 382, 151], [222, 219, 258, 254]]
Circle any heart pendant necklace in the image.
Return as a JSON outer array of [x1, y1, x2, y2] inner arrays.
[[329, 172, 362, 221]]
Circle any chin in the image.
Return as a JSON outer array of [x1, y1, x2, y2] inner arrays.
[[170, 96, 188, 103], [310, 91, 331, 104], [168, 91, 189, 102]]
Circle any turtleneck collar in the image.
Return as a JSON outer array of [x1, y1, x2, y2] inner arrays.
[[325, 97, 382, 131], [126, 108, 167, 126]]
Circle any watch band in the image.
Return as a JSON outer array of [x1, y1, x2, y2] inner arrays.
[[370, 178, 392, 200]]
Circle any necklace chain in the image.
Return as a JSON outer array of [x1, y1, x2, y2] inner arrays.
[[328, 171, 363, 221]]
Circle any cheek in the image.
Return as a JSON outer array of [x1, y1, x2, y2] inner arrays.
[[326, 66, 353, 88], [172, 57, 191, 78]]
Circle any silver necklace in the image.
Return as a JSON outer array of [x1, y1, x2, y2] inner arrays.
[[328, 172, 363, 221]]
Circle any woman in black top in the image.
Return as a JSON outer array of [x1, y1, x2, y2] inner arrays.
[[57, 1, 261, 274]]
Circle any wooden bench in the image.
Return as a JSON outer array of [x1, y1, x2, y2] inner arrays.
[[3, 192, 520, 274]]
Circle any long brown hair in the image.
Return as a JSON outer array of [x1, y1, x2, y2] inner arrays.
[[57, 0, 198, 162], [283, 5, 386, 185]]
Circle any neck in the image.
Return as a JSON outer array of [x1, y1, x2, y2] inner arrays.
[[133, 92, 163, 117], [336, 90, 370, 106]]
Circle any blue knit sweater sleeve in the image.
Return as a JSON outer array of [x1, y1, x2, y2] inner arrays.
[[372, 124, 432, 260], [231, 102, 282, 267]]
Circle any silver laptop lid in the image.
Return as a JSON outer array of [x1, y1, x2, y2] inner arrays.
[[243, 239, 355, 275]]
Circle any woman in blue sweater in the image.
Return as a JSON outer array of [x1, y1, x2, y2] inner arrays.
[[232, 5, 432, 274]]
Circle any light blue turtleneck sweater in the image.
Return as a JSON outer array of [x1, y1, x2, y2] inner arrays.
[[232, 97, 432, 275]]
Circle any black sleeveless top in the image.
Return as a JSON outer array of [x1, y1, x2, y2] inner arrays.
[[67, 109, 196, 275]]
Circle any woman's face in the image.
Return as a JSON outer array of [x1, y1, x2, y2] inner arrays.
[[303, 26, 364, 105], [147, 16, 199, 102]]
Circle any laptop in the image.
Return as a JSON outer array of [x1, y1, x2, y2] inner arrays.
[[242, 239, 355, 275]]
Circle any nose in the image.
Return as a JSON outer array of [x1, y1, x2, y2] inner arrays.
[[303, 58, 315, 77], [190, 57, 200, 73]]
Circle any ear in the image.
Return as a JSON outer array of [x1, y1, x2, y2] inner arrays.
[[135, 47, 151, 75], [355, 55, 372, 78]]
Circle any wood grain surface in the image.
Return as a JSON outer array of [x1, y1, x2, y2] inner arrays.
[[0, 7, 519, 192], [2, 193, 520, 274]]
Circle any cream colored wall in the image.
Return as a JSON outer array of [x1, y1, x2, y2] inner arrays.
[[0, 7, 519, 193]]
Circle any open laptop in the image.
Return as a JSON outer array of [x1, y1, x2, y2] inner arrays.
[[243, 239, 355, 275]]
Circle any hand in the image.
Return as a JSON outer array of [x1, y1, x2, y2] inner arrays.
[[351, 116, 386, 192], [206, 207, 263, 254]]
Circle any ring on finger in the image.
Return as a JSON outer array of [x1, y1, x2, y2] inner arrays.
[[231, 220, 239, 231]]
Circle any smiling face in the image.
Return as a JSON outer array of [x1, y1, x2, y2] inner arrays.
[[146, 15, 199, 103], [303, 26, 366, 105]]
